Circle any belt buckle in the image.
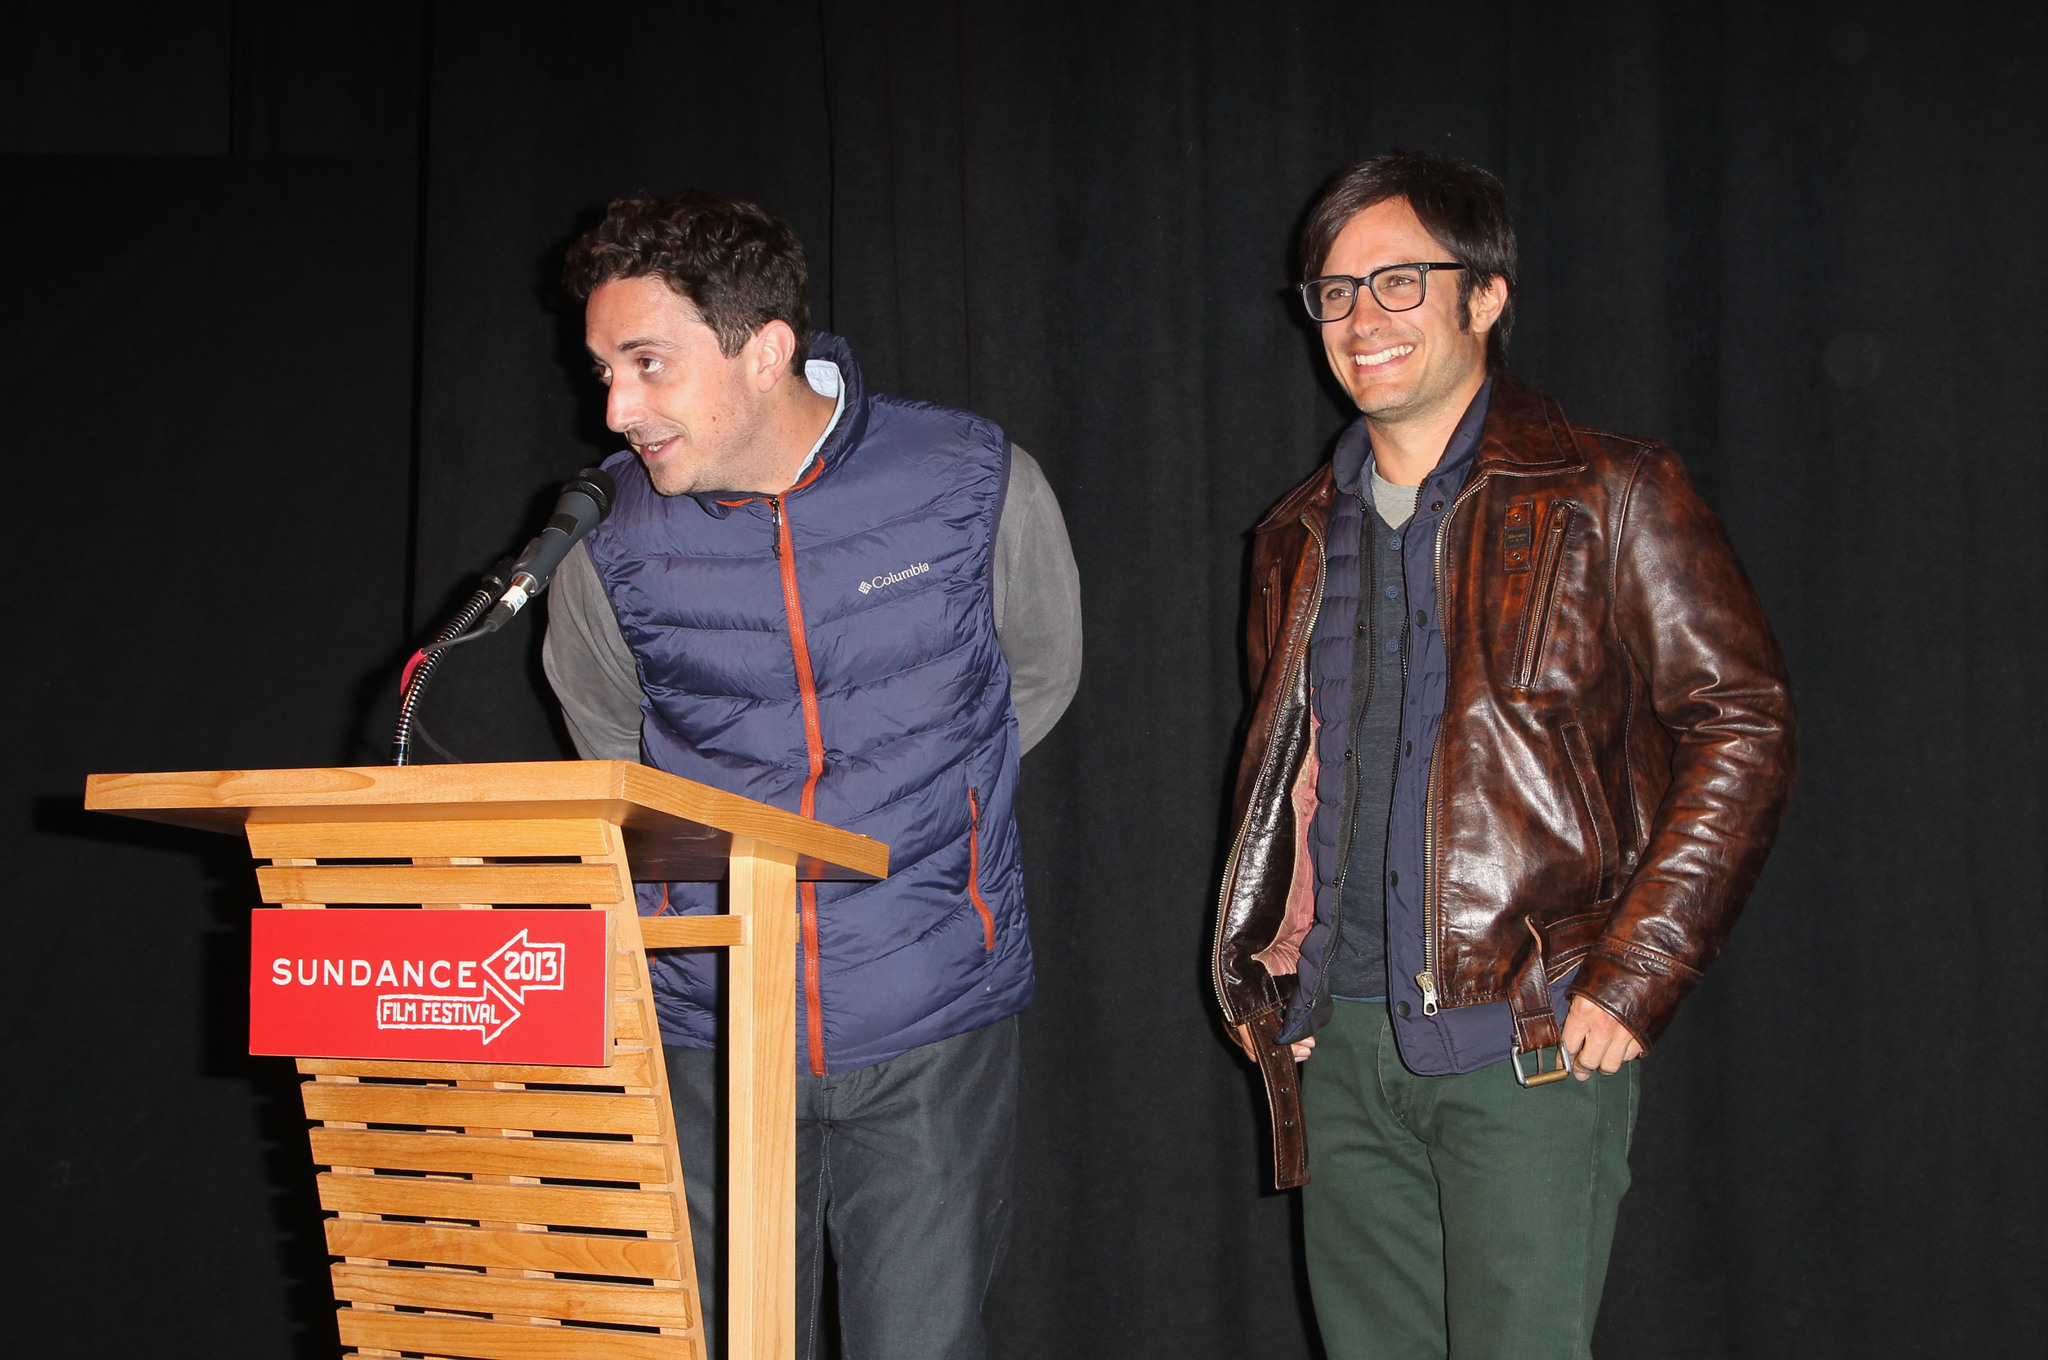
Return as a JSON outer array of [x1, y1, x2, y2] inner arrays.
[[1511, 1043, 1572, 1088]]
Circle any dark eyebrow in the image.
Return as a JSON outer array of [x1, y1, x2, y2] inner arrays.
[[587, 336, 677, 361]]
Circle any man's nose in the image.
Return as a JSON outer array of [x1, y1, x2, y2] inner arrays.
[[605, 379, 640, 433], [1347, 290, 1394, 332]]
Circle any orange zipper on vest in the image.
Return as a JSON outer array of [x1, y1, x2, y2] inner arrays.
[[772, 495, 831, 1076], [967, 789, 995, 950]]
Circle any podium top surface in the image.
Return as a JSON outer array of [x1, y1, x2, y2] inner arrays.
[[84, 761, 888, 883]]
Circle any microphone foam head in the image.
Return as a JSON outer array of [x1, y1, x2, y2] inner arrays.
[[570, 467, 617, 519]]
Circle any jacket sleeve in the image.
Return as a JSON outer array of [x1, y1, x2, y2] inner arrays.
[[1569, 446, 1797, 1046]]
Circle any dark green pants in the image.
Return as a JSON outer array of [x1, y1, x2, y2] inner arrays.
[[1301, 1000, 1639, 1360]]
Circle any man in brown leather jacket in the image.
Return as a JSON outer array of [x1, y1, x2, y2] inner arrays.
[[1211, 152, 1794, 1359]]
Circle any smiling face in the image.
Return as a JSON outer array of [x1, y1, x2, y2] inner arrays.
[[1317, 196, 1504, 433], [585, 275, 774, 496]]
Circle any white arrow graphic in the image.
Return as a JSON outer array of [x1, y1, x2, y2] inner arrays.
[[375, 991, 521, 1043], [481, 928, 566, 1020], [480, 994, 520, 1044]]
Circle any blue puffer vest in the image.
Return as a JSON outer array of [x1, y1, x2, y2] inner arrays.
[[582, 333, 1031, 1074]]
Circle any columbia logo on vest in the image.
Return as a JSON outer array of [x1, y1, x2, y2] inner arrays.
[[858, 562, 931, 594]]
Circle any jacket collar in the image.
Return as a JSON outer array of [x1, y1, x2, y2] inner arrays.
[[1255, 461, 1336, 534], [1473, 372, 1585, 475], [690, 330, 872, 518], [1255, 372, 1584, 536], [1257, 374, 1497, 534]]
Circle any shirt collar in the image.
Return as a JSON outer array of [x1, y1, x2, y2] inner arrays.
[[790, 358, 847, 482], [1332, 376, 1495, 496]]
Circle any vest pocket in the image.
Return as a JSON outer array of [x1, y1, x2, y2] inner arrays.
[[967, 788, 995, 951]]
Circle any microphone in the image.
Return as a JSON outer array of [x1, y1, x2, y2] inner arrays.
[[392, 467, 617, 764], [479, 467, 617, 633]]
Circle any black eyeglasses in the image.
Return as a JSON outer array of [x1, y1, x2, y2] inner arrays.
[[1298, 263, 1466, 322]]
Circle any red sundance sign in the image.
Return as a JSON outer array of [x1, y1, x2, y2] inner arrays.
[[250, 909, 610, 1066]]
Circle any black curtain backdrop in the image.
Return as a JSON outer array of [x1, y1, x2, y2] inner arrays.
[[6, 3, 2043, 1355]]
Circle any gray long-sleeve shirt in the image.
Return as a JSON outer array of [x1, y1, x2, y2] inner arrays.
[[542, 445, 1083, 762]]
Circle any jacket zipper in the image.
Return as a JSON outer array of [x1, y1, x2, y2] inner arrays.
[[771, 496, 832, 1075], [1514, 503, 1573, 689], [1211, 514, 1327, 1019], [1416, 473, 1491, 1015], [966, 788, 995, 950]]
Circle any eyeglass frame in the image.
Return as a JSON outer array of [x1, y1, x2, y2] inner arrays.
[[1297, 262, 1468, 323]]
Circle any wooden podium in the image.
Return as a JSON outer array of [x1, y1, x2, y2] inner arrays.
[[83, 761, 888, 1360]]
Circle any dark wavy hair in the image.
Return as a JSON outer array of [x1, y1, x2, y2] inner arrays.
[[1298, 152, 1517, 369], [564, 191, 811, 364]]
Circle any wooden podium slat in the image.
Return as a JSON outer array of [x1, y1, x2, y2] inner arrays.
[[331, 1262, 692, 1328], [249, 817, 613, 861], [317, 1173, 680, 1234], [336, 1308, 688, 1360], [639, 916, 747, 948], [326, 1218, 685, 1279], [308, 1129, 668, 1182], [257, 862, 624, 905], [298, 1050, 657, 1088], [301, 1084, 662, 1136]]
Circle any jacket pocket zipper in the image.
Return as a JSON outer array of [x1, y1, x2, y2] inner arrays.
[[1560, 721, 1620, 902], [1514, 502, 1574, 690], [967, 788, 995, 951]]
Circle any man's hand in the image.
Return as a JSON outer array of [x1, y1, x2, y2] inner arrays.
[[1560, 996, 1643, 1080]]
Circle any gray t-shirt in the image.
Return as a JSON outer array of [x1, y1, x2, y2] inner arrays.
[[1370, 468, 1420, 529], [542, 445, 1083, 761]]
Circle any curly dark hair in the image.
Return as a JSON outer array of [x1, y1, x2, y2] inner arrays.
[[1299, 152, 1517, 370], [564, 191, 812, 365]]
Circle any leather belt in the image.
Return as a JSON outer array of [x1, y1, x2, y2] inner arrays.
[[1236, 1007, 1310, 1188], [1508, 916, 1572, 1087]]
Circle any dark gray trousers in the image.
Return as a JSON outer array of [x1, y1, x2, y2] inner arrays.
[[663, 1015, 1018, 1359]]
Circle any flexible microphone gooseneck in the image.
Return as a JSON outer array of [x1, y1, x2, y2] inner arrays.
[[392, 467, 617, 765], [391, 556, 513, 766]]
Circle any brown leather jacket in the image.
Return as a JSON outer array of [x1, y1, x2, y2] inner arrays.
[[1212, 375, 1796, 1188]]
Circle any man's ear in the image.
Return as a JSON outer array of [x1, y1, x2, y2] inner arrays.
[[748, 319, 800, 391], [1467, 274, 1509, 337]]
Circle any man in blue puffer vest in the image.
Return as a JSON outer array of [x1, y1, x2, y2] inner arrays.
[[542, 192, 1082, 1358]]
